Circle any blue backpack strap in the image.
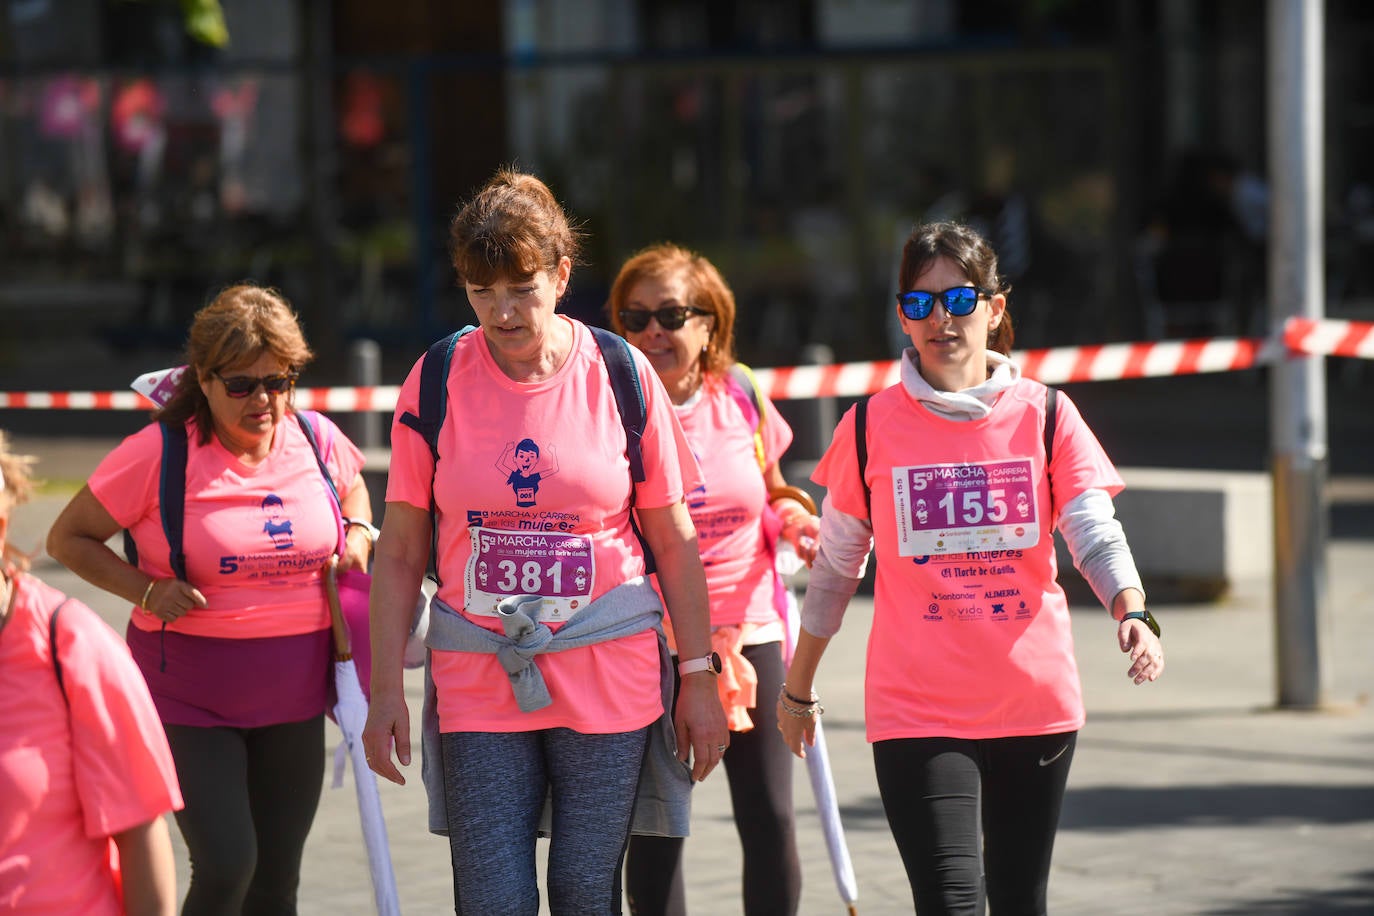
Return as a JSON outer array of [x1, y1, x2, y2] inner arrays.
[[158, 422, 189, 583], [590, 326, 647, 484], [296, 409, 341, 509], [396, 326, 475, 584], [726, 363, 767, 474], [398, 327, 475, 463]]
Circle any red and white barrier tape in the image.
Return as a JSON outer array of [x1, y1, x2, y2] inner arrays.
[[3, 317, 1370, 411]]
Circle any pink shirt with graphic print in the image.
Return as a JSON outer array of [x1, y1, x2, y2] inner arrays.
[[814, 378, 1123, 742], [0, 573, 182, 915], [387, 318, 702, 735], [672, 375, 793, 629], [89, 412, 364, 640]]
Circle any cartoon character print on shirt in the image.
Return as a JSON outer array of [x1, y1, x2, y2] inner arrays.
[[496, 438, 560, 508], [261, 494, 294, 549], [465, 436, 592, 621], [219, 490, 335, 581]]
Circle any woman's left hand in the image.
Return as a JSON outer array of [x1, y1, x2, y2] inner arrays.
[[1120, 620, 1165, 684], [338, 526, 372, 573], [674, 673, 730, 782], [782, 514, 821, 566]]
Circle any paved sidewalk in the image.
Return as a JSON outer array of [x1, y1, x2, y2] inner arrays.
[[7, 437, 1373, 915]]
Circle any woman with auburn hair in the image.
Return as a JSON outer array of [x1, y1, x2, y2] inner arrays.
[[609, 243, 819, 915]]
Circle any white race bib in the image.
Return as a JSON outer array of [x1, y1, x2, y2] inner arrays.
[[465, 527, 595, 620], [891, 458, 1041, 557]]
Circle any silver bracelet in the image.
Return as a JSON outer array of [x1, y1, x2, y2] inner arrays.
[[778, 686, 824, 718]]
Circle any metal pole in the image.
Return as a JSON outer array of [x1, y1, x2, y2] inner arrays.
[[1268, 0, 1330, 709], [347, 338, 383, 452]]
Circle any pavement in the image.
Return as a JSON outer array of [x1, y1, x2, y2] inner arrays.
[[6, 435, 1374, 916]]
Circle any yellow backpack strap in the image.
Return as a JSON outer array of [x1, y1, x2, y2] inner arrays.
[[728, 362, 768, 474]]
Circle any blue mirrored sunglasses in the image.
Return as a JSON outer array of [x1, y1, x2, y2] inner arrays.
[[897, 286, 990, 321]]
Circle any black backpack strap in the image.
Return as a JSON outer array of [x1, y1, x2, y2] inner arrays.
[[1043, 386, 1058, 467], [1044, 385, 1058, 520], [591, 326, 647, 484], [854, 397, 871, 519]]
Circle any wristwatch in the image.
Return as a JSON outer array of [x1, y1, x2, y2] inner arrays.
[[1122, 609, 1161, 637], [677, 652, 723, 677]]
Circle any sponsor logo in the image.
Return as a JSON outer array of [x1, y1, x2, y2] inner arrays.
[[992, 603, 1006, 614], [932, 591, 976, 601], [985, 588, 1021, 599]]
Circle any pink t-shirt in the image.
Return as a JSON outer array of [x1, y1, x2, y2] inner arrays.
[[0, 573, 183, 915], [387, 318, 702, 734], [814, 378, 1124, 742], [672, 374, 793, 628], [89, 411, 365, 640]]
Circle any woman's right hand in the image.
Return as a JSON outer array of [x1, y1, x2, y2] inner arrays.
[[362, 691, 411, 785], [140, 578, 207, 624]]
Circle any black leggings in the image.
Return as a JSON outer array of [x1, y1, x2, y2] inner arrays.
[[625, 641, 801, 916], [873, 732, 1077, 916], [164, 716, 325, 916]]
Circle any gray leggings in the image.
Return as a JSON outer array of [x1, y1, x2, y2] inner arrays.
[[163, 716, 325, 916], [440, 726, 650, 916]]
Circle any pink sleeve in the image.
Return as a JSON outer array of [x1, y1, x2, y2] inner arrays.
[[1047, 391, 1125, 507], [630, 351, 702, 509], [384, 355, 434, 511], [760, 396, 795, 469], [811, 404, 867, 519], [86, 425, 163, 529], [57, 602, 183, 837]]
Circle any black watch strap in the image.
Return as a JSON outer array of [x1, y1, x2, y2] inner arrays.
[[1122, 609, 1161, 637]]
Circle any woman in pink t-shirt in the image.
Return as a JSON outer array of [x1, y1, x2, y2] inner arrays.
[[608, 244, 820, 916], [47, 286, 373, 915], [362, 170, 728, 915], [778, 222, 1166, 915], [1, 431, 182, 915]]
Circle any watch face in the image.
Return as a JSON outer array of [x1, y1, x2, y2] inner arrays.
[[708, 651, 722, 674]]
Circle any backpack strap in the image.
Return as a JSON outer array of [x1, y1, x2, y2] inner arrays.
[[159, 422, 189, 582], [48, 597, 73, 706], [297, 410, 341, 509], [726, 363, 767, 474], [590, 326, 647, 484], [854, 396, 871, 519], [1044, 385, 1058, 519], [398, 327, 476, 463], [590, 326, 655, 573], [396, 326, 476, 583]]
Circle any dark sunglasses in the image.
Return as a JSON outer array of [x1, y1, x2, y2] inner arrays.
[[618, 305, 710, 333], [215, 370, 298, 398], [897, 286, 990, 321]]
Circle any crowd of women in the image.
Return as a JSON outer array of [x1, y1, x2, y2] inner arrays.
[[1, 166, 1162, 916]]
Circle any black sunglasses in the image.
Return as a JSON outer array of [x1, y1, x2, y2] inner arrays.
[[897, 286, 990, 321], [215, 370, 299, 398], [618, 306, 710, 333]]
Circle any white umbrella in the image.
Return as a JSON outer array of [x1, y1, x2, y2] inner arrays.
[[779, 547, 860, 914], [325, 558, 401, 916]]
